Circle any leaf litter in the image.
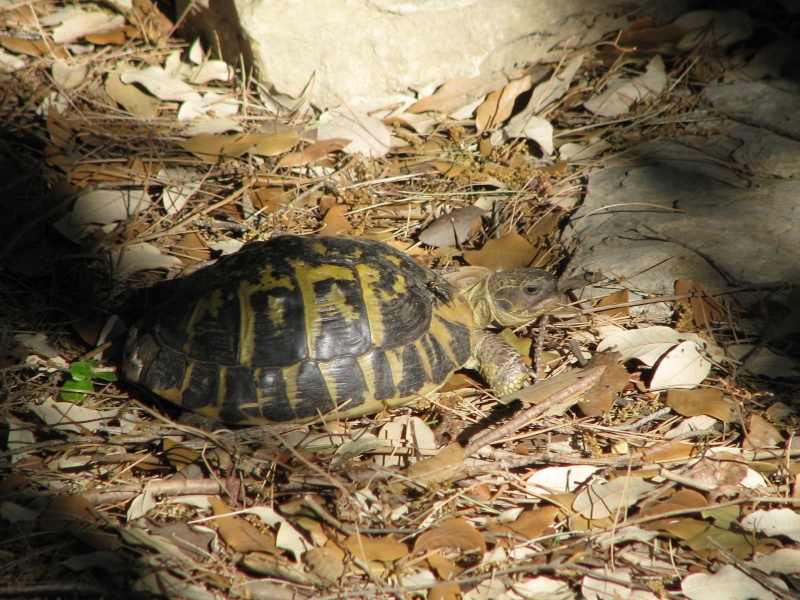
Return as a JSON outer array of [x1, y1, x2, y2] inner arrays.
[[0, 2, 799, 600]]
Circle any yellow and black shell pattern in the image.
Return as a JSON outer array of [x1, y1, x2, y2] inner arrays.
[[123, 236, 475, 424]]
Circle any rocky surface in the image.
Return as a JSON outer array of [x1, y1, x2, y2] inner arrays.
[[565, 80, 800, 318], [177, 0, 647, 109]]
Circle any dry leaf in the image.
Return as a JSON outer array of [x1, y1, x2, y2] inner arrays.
[[594, 289, 629, 320], [319, 204, 352, 236], [52, 11, 126, 44], [740, 508, 800, 542], [682, 564, 785, 600], [674, 278, 725, 329], [572, 476, 656, 520], [181, 132, 300, 162], [407, 73, 508, 115], [584, 55, 667, 118], [277, 138, 349, 168], [526, 465, 599, 495], [649, 340, 712, 390], [0, 34, 66, 59], [121, 66, 200, 102], [105, 70, 161, 118], [475, 75, 532, 133], [743, 413, 784, 449], [578, 363, 629, 417], [508, 506, 561, 540], [343, 533, 408, 563], [304, 547, 344, 584], [208, 497, 281, 554], [666, 388, 731, 423], [418, 205, 485, 248], [317, 111, 390, 158], [405, 443, 465, 487], [112, 243, 184, 277], [463, 232, 537, 269], [413, 518, 487, 554]]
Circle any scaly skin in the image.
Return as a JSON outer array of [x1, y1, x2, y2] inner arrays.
[[462, 268, 563, 394]]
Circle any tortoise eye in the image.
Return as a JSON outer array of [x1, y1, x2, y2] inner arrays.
[[523, 284, 539, 295]]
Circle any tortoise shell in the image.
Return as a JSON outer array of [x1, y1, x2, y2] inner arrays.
[[123, 236, 474, 424]]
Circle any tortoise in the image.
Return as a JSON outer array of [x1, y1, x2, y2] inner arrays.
[[122, 235, 561, 424]]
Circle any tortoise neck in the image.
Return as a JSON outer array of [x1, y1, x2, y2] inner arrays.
[[462, 278, 494, 329]]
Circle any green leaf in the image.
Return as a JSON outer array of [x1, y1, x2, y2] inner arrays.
[[61, 379, 94, 402], [94, 370, 117, 382], [69, 362, 95, 381]]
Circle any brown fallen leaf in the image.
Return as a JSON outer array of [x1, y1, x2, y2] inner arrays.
[[674, 278, 726, 330], [463, 232, 538, 270], [743, 413, 784, 449], [577, 362, 629, 417], [407, 73, 509, 115], [0, 34, 68, 58], [475, 75, 533, 133], [343, 532, 408, 563], [413, 517, 487, 555], [404, 442, 465, 488], [319, 204, 352, 236], [277, 138, 350, 168], [666, 388, 732, 423], [208, 497, 281, 555], [594, 289, 629, 320], [303, 547, 345, 585], [508, 505, 561, 540]]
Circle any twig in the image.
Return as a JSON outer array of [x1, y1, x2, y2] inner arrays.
[[462, 368, 603, 457]]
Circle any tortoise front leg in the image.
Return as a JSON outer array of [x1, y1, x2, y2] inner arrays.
[[471, 330, 533, 396]]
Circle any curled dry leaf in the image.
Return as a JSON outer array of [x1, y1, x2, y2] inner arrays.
[[407, 72, 509, 115], [418, 205, 485, 248], [475, 75, 533, 133], [112, 243, 184, 277], [51, 11, 126, 44], [674, 278, 726, 328]]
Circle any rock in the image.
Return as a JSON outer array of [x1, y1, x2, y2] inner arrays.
[[177, 0, 640, 109], [565, 81, 800, 318]]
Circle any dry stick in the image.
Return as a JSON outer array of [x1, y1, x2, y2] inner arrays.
[[462, 368, 603, 458], [80, 478, 224, 505]]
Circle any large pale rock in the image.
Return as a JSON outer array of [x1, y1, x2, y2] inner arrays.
[[565, 81, 800, 318], [178, 0, 642, 109]]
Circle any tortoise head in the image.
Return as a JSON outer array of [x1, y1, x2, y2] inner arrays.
[[464, 269, 562, 328]]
